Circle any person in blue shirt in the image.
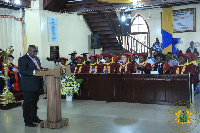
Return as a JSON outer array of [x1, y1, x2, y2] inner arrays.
[[152, 38, 162, 53]]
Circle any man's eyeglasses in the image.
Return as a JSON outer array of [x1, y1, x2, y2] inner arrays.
[[30, 50, 38, 53]]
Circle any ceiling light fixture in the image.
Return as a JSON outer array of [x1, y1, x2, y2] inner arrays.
[[14, 0, 21, 5], [131, 0, 141, 6]]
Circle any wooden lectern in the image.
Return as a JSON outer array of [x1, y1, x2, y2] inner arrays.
[[35, 66, 71, 129]]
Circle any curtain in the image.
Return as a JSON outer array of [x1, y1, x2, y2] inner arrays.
[[0, 8, 26, 65]]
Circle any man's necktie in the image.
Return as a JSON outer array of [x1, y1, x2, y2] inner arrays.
[[105, 66, 108, 73], [92, 66, 95, 73], [157, 64, 161, 71], [33, 58, 40, 69]]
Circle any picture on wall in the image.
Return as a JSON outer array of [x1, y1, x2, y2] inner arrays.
[[48, 17, 58, 43], [50, 46, 59, 60], [173, 8, 196, 33]]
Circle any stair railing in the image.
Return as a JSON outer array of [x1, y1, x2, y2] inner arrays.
[[116, 34, 153, 57], [104, 12, 123, 49]]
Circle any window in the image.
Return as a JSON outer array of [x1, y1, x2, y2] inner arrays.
[[132, 15, 148, 32], [130, 14, 150, 54]]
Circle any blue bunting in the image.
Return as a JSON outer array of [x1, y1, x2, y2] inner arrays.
[[172, 38, 182, 54], [162, 29, 172, 49]]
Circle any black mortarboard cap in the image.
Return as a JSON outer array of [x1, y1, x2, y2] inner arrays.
[[8, 55, 14, 59], [69, 52, 77, 56], [69, 52, 77, 59], [81, 53, 89, 57]]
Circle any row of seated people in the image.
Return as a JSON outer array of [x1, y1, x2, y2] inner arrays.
[[1, 51, 199, 92], [60, 52, 198, 75], [59, 52, 199, 88]]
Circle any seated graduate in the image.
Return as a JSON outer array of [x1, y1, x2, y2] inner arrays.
[[186, 52, 196, 65], [99, 56, 105, 66], [116, 53, 132, 74], [126, 53, 134, 64], [172, 53, 195, 74], [166, 52, 178, 67], [69, 52, 77, 69], [147, 51, 158, 66], [72, 56, 87, 73], [58, 57, 68, 66], [194, 51, 200, 66], [100, 53, 115, 74], [134, 53, 151, 74], [113, 55, 120, 64], [172, 53, 196, 85], [2, 55, 20, 91], [151, 53, 170, 74], [185, 52, 199, 86], [87, 54, 101, 74], [81, 53, 91, 65], [112, 55, 120, 73]]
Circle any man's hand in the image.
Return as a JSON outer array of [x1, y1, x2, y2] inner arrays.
[[43, 68, 48, 71], [36, 68, 48, 71], [13, 69, 19, 73]]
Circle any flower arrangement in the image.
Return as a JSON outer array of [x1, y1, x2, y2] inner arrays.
[[61, 74, 83, 96]]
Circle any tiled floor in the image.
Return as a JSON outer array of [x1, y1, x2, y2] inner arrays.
[[0, 95, 200, 133]]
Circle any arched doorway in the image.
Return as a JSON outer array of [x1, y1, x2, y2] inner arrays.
[[131, 14, 150, 53]]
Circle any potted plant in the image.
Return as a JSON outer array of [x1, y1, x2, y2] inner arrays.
[[61, 74, 83, 101]]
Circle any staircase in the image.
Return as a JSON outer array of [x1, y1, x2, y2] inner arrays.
[[83, 12, 123, 51]]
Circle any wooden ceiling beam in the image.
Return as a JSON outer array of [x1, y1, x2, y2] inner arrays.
[[44, 0, 200, 13]]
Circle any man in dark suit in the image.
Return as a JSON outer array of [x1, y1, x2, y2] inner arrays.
[[18, 45, 45, 127], [186, 41, 198, 53]]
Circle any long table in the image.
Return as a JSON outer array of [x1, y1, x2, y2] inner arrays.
[[74, 74, 192, 105]]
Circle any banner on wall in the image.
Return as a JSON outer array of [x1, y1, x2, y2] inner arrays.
[[48, 17, 58, 43], [173, 8, 196, 33]]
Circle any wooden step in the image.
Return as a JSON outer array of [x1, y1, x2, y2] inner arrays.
[[90, 22, 109, 27], [101, 35, 116, 39], [86, 18, 107, 23], [101, 42, 119, 46], [83, 12, 122, 51], [93, 31, 113, 35], [84, 14, 105, 19], [91, 26, 111, 31], [102, 45, 122, 50], [101, 39, 118, 43]]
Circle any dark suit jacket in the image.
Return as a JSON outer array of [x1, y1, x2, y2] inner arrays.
[[186, 47, 198, 53], [18, 54, 42, 92]]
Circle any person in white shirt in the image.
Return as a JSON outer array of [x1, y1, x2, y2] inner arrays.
[[147, 51, 158, 66], [166, 52, 178, 67], [151, 38, 162, 53]]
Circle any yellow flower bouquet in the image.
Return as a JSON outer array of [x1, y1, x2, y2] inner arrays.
[[61, 74, 82, 96]]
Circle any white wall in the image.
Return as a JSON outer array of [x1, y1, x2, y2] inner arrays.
[[24, 0, 102, 69]]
